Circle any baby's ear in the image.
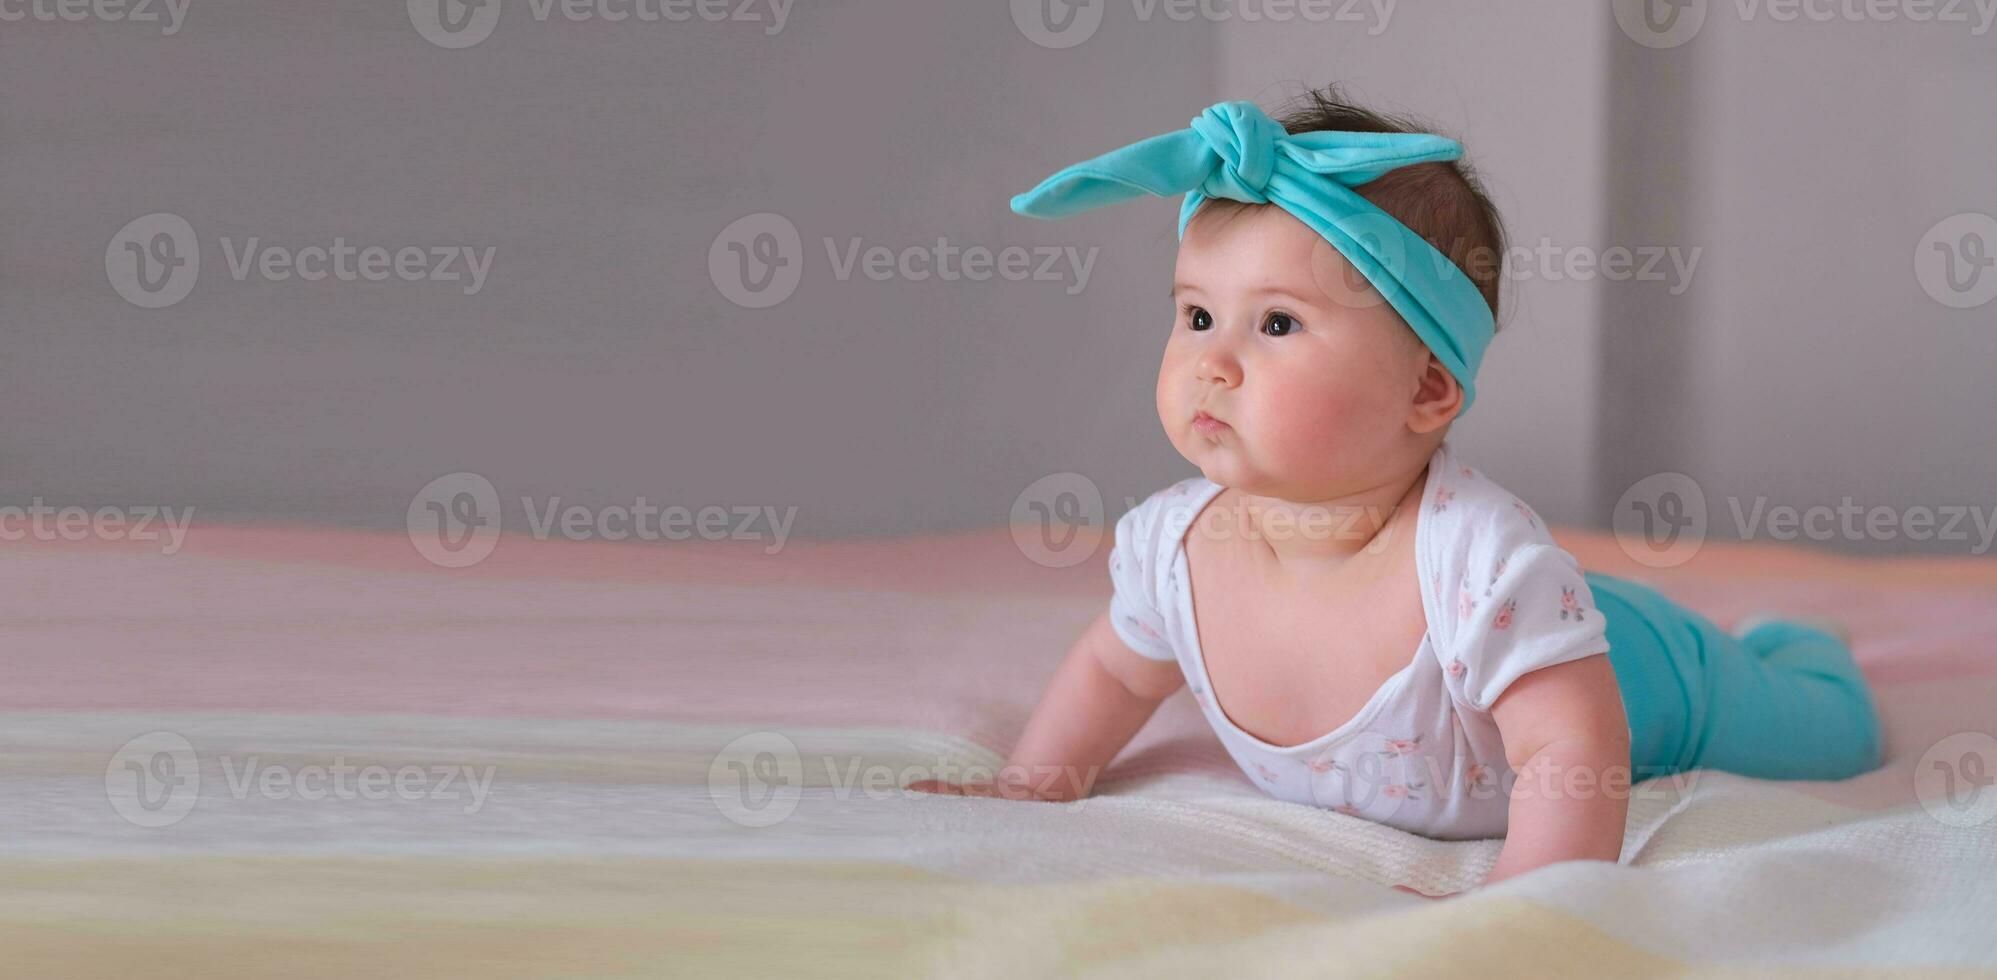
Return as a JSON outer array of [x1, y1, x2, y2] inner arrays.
[[1407, 352, 1463, 434]]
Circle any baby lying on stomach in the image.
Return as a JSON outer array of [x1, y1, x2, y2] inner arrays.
[[910, 87, 1884, 898]]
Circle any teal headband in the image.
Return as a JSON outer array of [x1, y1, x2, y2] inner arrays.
[[1009, 100, 1494, 413]]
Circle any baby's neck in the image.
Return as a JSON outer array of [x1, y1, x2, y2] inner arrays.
[[1218, 464, 1429, 573]]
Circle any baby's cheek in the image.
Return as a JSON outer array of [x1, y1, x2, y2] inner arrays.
[[1156, 346, 1196, 406], [1261, 384, 1394, 471], [1260, 397, 1352, 464]]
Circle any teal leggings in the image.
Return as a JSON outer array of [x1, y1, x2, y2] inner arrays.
[[1588, 572, 1885, 783]]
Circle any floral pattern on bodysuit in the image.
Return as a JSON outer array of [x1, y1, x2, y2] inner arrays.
[[1101, 442, 1612, 840]]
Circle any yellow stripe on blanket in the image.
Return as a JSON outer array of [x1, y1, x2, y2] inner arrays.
[[3, 857, 1990, 980]]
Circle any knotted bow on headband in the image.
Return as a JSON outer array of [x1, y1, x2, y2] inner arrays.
[[1010, 100, 1494, 413]]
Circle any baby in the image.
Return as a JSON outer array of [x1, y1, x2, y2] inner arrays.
[[911, 87, 1885, 895]]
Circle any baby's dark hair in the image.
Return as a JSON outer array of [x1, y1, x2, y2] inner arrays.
[[1201, 85, 1509, 325]]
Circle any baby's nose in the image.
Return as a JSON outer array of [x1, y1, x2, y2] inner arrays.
[[1196, 352, 1242, 386]]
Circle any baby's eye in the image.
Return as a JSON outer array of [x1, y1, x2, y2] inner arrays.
[[1186, 307, 1213, 331], [1261, 312, 1297, 337]]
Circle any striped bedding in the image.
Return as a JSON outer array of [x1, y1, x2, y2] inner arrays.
[[4, 523, 1994, 978]]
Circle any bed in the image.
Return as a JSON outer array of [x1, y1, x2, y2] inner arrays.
[[5, 520, 1994, 977]]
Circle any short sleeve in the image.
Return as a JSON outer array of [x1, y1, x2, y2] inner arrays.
[[1105, 493, 1178, 662], [1442, 542, 1609, 711]]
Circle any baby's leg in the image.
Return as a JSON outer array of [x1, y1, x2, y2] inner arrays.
[[1589, 572, 1885, 784], [1689, 619, 1885, 781]]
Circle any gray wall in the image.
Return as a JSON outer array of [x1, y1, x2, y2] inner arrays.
[[6, 2, 1992, 553], [1601, 5, 1997, 554], [3, 0, 1210, 536]]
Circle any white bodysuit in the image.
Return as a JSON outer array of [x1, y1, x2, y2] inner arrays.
[[1107, 441, 1610, 840]]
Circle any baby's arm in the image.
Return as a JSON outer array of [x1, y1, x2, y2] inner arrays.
[[1482, 653, 1633, 887], [906, 608, 1184, 802]]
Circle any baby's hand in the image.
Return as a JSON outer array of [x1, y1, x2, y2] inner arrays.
[[1391, 883, 1462, 901]]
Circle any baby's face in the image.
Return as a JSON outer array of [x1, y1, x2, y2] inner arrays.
[[1159, 204, 1446, 501]]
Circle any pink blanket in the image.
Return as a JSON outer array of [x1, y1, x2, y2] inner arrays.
[[5, 523, 1994, 976]]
